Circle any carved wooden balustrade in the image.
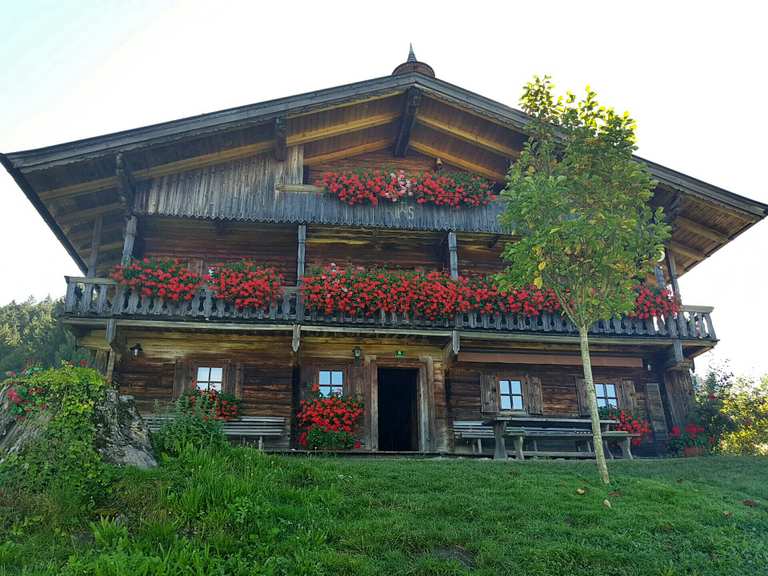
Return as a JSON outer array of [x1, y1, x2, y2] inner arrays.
[[63, 277, 717, 340]]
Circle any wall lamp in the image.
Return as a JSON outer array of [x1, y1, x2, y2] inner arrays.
[[129, 343, 143, 359]]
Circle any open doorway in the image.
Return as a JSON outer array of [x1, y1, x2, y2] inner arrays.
[[377, 368, 419, 451]]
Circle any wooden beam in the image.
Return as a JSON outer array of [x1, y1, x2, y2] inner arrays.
[[82, 240, 124, 255], [297, 224, 306, 280], [86, 215, 103, 277], [676, 216, 729, 244], [39, 140, 275, 201], [303, 139, 392, 166], [458, 351, 643, 368], [57, 202, 124, 227], [273, 117, 287, 162], [287, 112, 398, 147], [115, 152, 136, 213], [447, 231, 458, 280], [669, 241, 706, 262], [409, 141, 506, 181], [393, 87, 422, 157], [39, 112, 399, 203], [417, 114, 520, 159], [121, 215, 137, 265], [70, 221, 123, 244]]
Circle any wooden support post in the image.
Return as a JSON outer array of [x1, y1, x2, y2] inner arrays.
[[493, 421, 508, 460], [87, 215, 103, 277], [448, 231, 458, 280], [296, 224, 306, 322], [666, 251, 681, 301], [297, 224, 306, 280], [292, 324, 301, 353], [121, 215, 137, 266], [274, 117, 287, 162], [115, 153, 136, 213], [393, 87, 422, 157]]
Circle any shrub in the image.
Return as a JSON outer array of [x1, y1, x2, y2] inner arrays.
[[0, 365, 109, 505], [153, 393, 228, 457]]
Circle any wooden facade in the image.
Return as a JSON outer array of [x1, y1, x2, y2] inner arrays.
[[4, 51, 767, 454]]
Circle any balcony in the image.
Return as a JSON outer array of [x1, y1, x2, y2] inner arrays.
[[63, 277, 717, 342]]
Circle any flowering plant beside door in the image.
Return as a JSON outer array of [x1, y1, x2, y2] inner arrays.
[[297, 383, 364, 450]]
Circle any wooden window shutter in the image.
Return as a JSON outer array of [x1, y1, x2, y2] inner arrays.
[[480, 373, 499, 414], [618, 379, 636, 413], [575, 378, 589, 416], [644, 382, 669, 445], [173, 359, 192, 398], [524, 376, 544, 415], [224, 361, 243, 397]]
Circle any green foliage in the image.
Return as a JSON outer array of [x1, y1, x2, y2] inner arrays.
[[152, 394, 228, 457], [498, 76, 670, 328], [720, 380, 768, 455], [304, 427, 356, 450], [0, 366, 110, 520], [0, 297, 89, 376], [1, 453, 767, 575]]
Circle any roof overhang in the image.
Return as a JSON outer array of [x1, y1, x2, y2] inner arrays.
[[3, 70, 767, 277]]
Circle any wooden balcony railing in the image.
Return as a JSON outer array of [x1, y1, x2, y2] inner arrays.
[[63, 277, 717, 340]]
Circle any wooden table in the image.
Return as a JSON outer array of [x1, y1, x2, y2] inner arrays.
[[482, 415, 516, 460], [482, 415, 619, 460]]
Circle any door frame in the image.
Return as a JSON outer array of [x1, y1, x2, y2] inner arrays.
[[367, 355, 433, 453]]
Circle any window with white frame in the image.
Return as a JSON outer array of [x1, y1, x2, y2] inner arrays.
[[196, 366, 223, 392], [499, 379, 524, 411], [595, 383, 618, 408], [318, 370, 344, 397]]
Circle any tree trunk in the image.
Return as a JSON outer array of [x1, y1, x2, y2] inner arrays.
[[578, 325, 610, 484]]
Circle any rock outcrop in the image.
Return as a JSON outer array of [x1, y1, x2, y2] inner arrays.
[[0, 384, 157, 469]]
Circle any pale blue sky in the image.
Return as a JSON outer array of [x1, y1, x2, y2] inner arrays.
[[1, 1, 766, 376]]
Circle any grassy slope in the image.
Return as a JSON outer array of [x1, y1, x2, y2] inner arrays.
[[1, 453, 767, 575]]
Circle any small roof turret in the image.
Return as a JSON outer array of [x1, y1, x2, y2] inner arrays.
[[392, 44, 435, 77]]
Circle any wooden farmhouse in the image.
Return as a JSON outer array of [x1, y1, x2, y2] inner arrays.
[[3, 50, 767, 456]]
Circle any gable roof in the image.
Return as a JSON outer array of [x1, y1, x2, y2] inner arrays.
[[2, 59, 767, 276]]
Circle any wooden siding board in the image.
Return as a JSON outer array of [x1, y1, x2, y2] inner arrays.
[[136, 148, 506, 233]]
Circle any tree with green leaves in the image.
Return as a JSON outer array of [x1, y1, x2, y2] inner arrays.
[[0, 297, 88, 377], [498, 77, 670, 483]]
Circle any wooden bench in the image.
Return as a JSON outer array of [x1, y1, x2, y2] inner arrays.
[[143, 414, 287, 450], [453, 420, 496, 453], [453, 419, 636, 460]]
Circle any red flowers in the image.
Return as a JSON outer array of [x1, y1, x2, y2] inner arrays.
[[297, 392, 364, 450], [111, 258, 201, 302], [318, 169, 496, 208], [179, 388, 240, 421], [208, 262, 284, 311], [629, 285, 679, 319], [301, 265, 561, 320], [668, 421, 708, 454], [614, 409, 652, 446], [111, 259, 285, 311]]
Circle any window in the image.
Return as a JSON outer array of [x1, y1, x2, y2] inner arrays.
[[499, 379, 524, 411], [196, 366, 223, 392], [318, 370, 344, 397], [595, 383, 618, 408]]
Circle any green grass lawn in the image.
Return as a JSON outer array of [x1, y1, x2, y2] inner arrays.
[[1, 452, 767, 575]]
